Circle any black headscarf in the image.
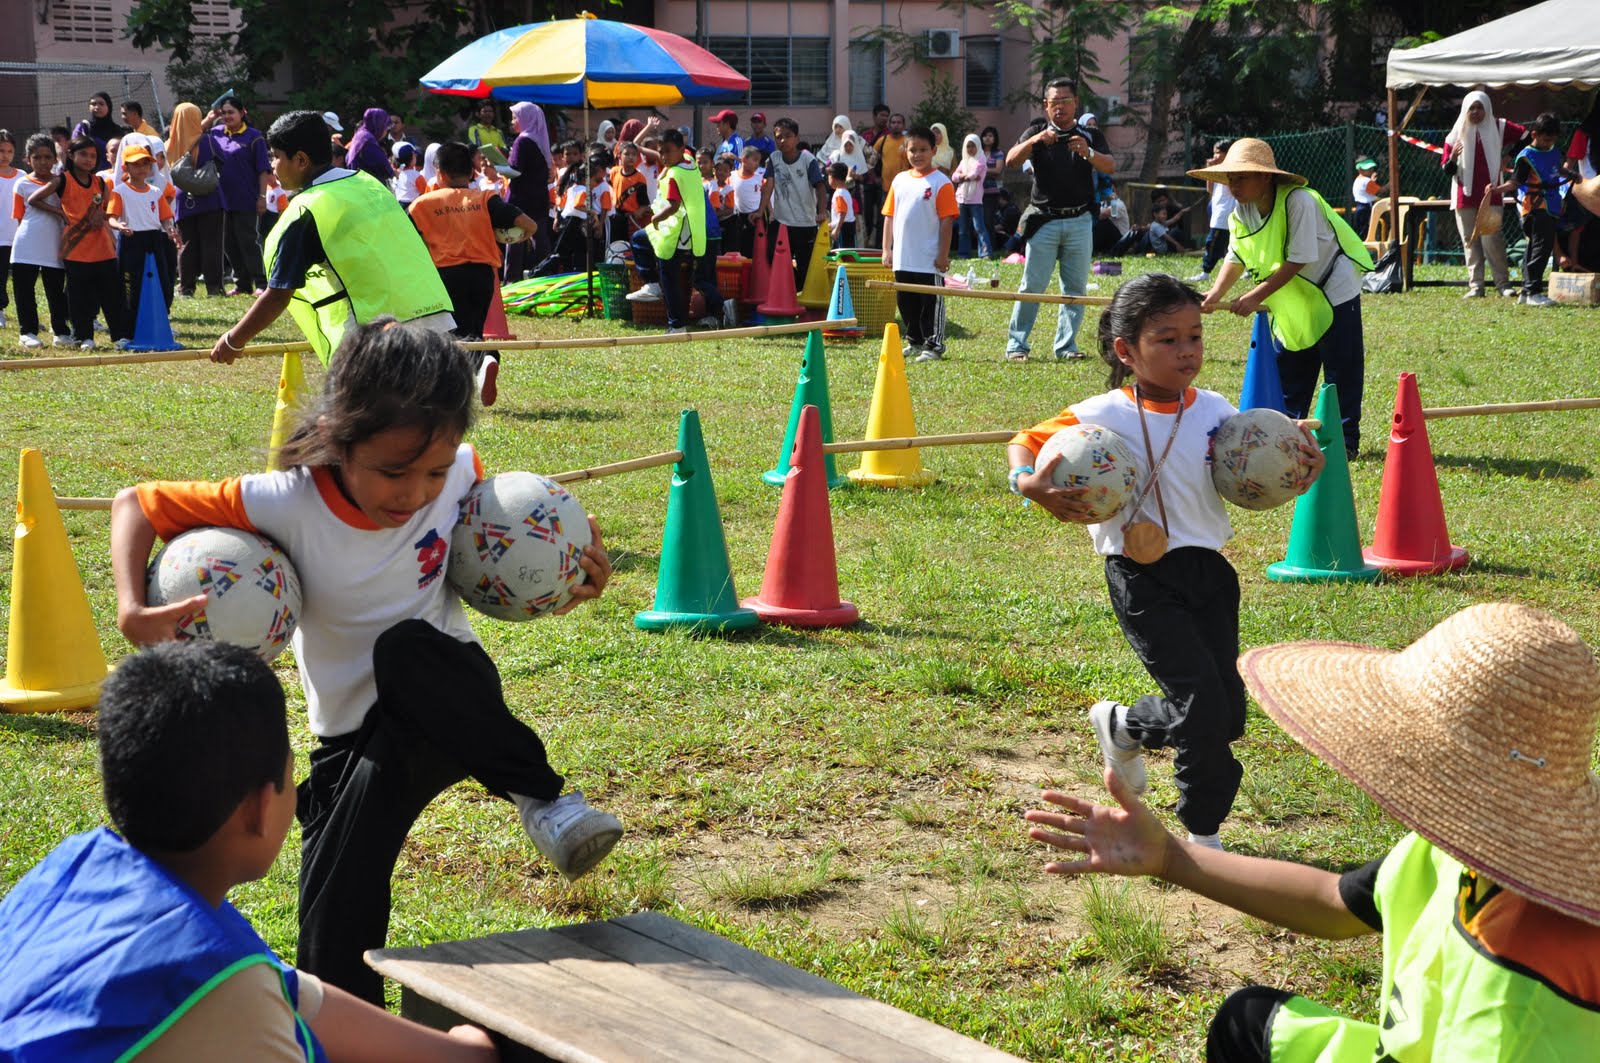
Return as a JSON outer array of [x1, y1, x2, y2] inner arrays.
[[84, 91, 121, 142]]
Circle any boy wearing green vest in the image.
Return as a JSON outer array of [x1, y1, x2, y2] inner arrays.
[[1026, 601, 1600, 1062], [623, 127, 727, 334], [209, 110, 453, 368], [1191, 140, 1372, 459]]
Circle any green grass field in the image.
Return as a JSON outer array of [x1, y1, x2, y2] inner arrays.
[[3, 256, 1598, 1060]]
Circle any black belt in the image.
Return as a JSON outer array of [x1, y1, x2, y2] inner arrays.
[[1037, 204, 1092, 219]]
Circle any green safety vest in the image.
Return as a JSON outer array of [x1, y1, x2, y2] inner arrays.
[[1228, 183, 1372, 351], [1267, 833, 1600, 1062], [262, 170, 451, 366], [646, 163, 706, 260]]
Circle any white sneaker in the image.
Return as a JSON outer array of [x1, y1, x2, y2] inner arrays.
[[475, 355, 499, 408], [1516, 292, 1528, 305], [19, 334, 42, 349], [901, 341, 919, 358], [626, 282, 662, 302], [113, 338, 133, 350], [1089, 700, 1147, 795], [1526, 293, 1557, 307], [53, 334, 73, 348], [0, 310, 7, 328], [1186, 272, 1209, 283], [665, 326, 687, 335], [914, 348, 943, 363], [515, 790, 622, 881], [79, 339, 96, 351], [1187, 832, 1225, 851], [1499, 287, 1518, 298], [1461, 287, 1485, 299]]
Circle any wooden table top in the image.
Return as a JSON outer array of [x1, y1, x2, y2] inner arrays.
[[367, 911, 1026, 1063]]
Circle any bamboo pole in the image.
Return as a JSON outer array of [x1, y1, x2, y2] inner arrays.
[[864, 280, 1112, 306], [55, 497, 113, 511], [1422, 397, 1600, 420], [1, 318, 856, 372], [823, 430, 1016, 454]]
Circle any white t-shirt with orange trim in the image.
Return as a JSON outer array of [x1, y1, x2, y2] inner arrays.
[[135, 444, 484, 737], [0, 167, 21, 244], [1011, 387, 1237, 557], [108, 180, 174, 232], [560, 182, 613, 220], [830, 188, 855, 226], [11, 174, 63, 267], [882, 167, 958, 274]]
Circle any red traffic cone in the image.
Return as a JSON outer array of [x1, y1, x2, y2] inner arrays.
[[745, 218, 771, 307], [742, 404, 859, 628], [757, 224, 804, 319], [1362, 372, 1469, 576], [482, 277, 514, 340]]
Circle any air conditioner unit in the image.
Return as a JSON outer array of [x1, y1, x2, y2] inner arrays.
[[925, 28, 961, 60]]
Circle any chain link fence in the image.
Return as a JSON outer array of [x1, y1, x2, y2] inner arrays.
[[0, 63, 167, 142]]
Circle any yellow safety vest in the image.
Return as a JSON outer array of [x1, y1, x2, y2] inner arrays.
[[647, 163, 706, 260], [1228, 183, 1372, 351], [262, 170, 451, 366]]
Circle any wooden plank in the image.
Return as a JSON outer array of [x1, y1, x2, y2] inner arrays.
[[370, 935, 752, 1063], [485, 925, 863, 1063], [614, 914, 1025, 1063], [552, 921, 937, 1063]]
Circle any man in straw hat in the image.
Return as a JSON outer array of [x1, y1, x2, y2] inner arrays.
[[1189, 139, 1372, 460], [1025, 602, 1600, 1061]]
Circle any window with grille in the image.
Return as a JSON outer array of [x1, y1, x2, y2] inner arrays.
[[53, 1, 115, 44], [848, 40, 884, 112], [965, 37, 1001, 108], [707, 36, 832, 109], [191, 0, 241, 37]]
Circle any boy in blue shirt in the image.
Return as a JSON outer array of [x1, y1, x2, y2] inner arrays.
[[0, 642, 497, 1063], [1500, 112, 1565, 307]]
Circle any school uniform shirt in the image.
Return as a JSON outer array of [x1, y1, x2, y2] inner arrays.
[[1011, 387, 1237, 557], [391, 169, 427, 205], [729, 169, 763, 214], [265, 186, 289, 214], [11, 175, 64, 268], [0, 168, 21, 245], [135, 444, 485, 737], [638, 162, 659, 204], [108, 180, 174, 232], [767, 150, 824, 229], [54, 172, 116, 262], [882, 167, 959, 274], [560, 183, 613, 221], [1225, 188, 1362, 307], [830, 187, 855, 226], [609, 167, 649, 218], [409, 186, 523, 269], [1207, 183, 1237, 229], [1351, 174, 1381, 207]]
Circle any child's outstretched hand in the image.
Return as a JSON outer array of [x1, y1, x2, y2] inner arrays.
[[553, 515, 611, 615], [118, 593, 210, 648], [1293, 419, 1326, 493], [1025, 767, 1174, 878], [1018, 453, 1099, 525]]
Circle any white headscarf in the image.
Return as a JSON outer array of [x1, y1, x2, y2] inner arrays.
[[955, 133, 985, 182], [831, 130, 869, 175], [1446, 90, 1503, 193], [597, 120, 617, 148], [114, 132, 167, 192], [819, 115, 851, 162], [421, 143, 441, 188]]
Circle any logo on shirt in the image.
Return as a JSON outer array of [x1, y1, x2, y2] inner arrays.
[[922, 187, 933, 200], [414, 528, 447, 588]]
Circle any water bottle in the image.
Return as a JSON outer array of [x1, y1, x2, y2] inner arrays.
[[965, 266, 976, 289]]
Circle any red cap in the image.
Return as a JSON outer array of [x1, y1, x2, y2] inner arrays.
[[709, 109, 737, 125], [750, 111, 766, 124]]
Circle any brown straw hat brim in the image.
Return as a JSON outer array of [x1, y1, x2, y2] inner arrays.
[[1186, 163, 1307, 187], [1241, 627, 1600, 927]]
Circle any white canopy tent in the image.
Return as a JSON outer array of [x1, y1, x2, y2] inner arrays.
[[1378, 0, 1600, 282]]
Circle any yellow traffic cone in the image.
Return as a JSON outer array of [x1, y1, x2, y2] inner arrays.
[[797, 225, 833, 309], [847, 324, 935, 488], [0, 449, 109, 713], [267, 351, 308, 472]]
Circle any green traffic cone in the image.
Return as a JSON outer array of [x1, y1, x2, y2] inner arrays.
[[635, 410, 760, 632], [1266, 384, 1382, 583], [762, 331, 846, 488]]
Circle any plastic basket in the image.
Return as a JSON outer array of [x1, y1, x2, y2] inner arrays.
[[829, 250, 896, 337], [625, 259, 696, 328], [715, 254, 751, 305], [596, 263, 631, 321]]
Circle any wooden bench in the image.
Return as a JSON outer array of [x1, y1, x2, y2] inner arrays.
[[366, 911, 1025, 1062]]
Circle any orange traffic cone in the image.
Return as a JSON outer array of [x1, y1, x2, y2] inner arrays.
[[757, 225, 804, 319], [742, 405, 859, 628], [483, 277, 514, 340], [745, 218, 771, 308], [0, 449, 109, 713], [1362, 372, 1469, 576]]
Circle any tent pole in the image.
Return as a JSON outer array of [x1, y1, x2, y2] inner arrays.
[[585, 104, 595, 318], [1387, 86, 1403, 290]]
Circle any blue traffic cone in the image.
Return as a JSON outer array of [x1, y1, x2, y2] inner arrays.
[[1238, 312, 1286, 414], [126, 252, 179, 352], [822, 264, 862, 342]]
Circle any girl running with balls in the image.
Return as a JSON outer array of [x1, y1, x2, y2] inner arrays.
[[110, 322, 620, 1005], [1005, 273, 1323, 850]]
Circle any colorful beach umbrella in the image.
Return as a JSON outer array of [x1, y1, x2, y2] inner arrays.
[[419, 15, 749, 108]]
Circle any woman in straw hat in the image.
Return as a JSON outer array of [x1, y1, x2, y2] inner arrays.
[[1190, 139, 1372, 460], [1025, 602, 1600, 1061]]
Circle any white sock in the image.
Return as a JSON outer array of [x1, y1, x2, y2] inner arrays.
[[1187, 832, 1224, 851]]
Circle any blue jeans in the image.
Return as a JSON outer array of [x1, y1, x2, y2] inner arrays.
[[1006, 213, 1093, 358], [957, 203, 991, 258]]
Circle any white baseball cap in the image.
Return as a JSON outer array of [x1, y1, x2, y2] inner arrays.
[[322, 111, 343, 132]]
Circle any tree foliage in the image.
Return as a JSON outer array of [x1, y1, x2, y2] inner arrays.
[[908, 71, 978, 145]]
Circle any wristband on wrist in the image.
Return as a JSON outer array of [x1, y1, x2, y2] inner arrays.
[[221, 331, 243, 352], [1086, 146, 1096, 161], [1008, 464, 1034, 495]]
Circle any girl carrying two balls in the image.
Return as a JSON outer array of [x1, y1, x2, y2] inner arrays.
[[110, 322, 620, 1006], [1006, 273, 1323, 850]]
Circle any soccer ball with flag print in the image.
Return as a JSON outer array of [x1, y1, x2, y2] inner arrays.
[[447, 473, 593, 621], [146, 528, 302, 661]]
